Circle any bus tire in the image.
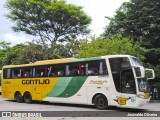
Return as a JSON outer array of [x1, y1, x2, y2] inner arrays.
[[14, 92, 23, 103], [93, 94, 108, 110], [23, 92, 32, 103]]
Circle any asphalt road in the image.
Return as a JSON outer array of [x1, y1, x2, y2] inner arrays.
[[0, 95, 160, 120]]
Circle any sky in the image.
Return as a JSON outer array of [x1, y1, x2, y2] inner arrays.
[[0, 0, 129, 46]]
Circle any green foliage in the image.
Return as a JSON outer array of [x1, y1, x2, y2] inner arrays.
[[0, 39, 80, 68], [23, 42, 45, 62], [103, 0, 160, 49], [144, 63, 160, 78], [0, 41, 11, 49], [5, 0, 91, 42], [144, 48, 160, 65], [77, 35, 147, 60], [1, 44, 27, 67], [50, 40, 80, 58], [144, 48, 160, 77], [103, 0, 160, 77]]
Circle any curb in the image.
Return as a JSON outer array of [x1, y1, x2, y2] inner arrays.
[[150, 100, 160, 103]]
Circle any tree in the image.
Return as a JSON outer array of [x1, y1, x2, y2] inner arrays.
[[24, 42, 45, 63], [0, 41, 11, 49], [103, 0, 160, 77], [5, 0, 91, 43], [0, 41, 11, 68], [50, 40, 80, 58], [23, 39, 80, 62], [2, 44, 27, 66], [103, 0, 160, 49], [77, 35, 147, 61]]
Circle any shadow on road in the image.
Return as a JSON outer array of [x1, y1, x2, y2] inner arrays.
[[5, 99, 147, 112]]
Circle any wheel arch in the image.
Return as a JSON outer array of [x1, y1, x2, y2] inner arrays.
[[23, 91, 31, 96], [14, 91, 22, 98], [92, 93, 108, 104]]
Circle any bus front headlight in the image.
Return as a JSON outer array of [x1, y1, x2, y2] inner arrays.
[[137, 94, 144, 98], [137, 93, 149, 99], [144, 92, 149, 99]]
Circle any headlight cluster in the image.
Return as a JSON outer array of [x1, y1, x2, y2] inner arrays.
[[137, 93, 149, 99]]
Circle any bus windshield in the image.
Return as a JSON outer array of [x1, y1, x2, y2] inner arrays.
[[131, 57, 143, 66], [137, 78, 148, 92]]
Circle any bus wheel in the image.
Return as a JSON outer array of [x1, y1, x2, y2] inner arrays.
[[23, 92, 32, 103], [14, 92, 23, 103], [93, 94, 108, 110]]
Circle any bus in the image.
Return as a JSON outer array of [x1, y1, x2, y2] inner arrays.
[[1, 55, 155, 109]]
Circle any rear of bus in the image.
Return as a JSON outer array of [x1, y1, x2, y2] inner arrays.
[[108, 55, 155, 108]]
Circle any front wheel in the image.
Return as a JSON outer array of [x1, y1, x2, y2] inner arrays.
[[93, 94, 108, 110], [23, 92, 32, 103]]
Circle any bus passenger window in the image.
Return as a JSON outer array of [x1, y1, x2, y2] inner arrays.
[[87, 60, 107, 76], [67, 63, 82, 76], [35, 66, 48, 77], [11, 68, 21, 78], [58, 70, 64, 76], [23, 68, 32, 78], [88, 61, 99, 75], [24, 72, 30, 77], [78, 64, 84, 75], [4, 69, 11, 79]]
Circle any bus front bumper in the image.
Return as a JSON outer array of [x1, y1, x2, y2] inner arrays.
[[135, 97, 151, 107]]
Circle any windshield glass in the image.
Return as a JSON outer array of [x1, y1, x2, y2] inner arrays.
[[137, 78, 149, 92], [131, 57, 143, 66]]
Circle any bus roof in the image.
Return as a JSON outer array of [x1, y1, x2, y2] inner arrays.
[[2, 54, 132, 69]]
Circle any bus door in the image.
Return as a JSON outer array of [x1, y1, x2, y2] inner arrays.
[[109, 57, 137, 107], [119, 68, 137, 106]]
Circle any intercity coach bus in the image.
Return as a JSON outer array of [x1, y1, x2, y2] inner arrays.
[[1, 55, 155, 109]]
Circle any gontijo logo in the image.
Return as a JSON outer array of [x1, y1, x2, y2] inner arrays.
[[22, 79, 50, 85]]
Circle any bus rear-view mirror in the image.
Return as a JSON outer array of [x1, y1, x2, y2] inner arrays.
[[145, 69, 155, 80]]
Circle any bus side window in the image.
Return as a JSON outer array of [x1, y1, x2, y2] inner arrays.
[[35, 66, 47, 77], [48, 66, 55, 76], [51, 64, 65, 77], [67, 62, 82, 76], [78, 64, 84, 75], [87, 60, 108, 76], [4, 69, 11, 79], [11, 68, 21, 78], [58, 70, 64, 76], [88, 61, 99, 75], [99, 60, 108, 75], [24, 72, 30, 77], [23, 67, 32, 78]]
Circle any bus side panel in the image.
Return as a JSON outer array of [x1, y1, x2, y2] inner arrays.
[[2, 87, 9, 98], [85, 76, 111, 104], [44, 76, 87, 103], [61, 76, 87, 103], [2, 77, 59, 101]]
